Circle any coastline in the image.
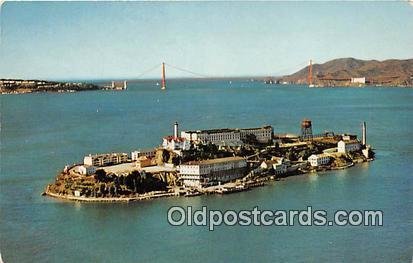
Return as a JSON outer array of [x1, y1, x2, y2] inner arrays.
[[43, 157, 372, 203], [44, 188, 180, 202]]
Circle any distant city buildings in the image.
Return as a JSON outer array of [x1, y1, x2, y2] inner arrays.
[[180, 157, 247, 187]]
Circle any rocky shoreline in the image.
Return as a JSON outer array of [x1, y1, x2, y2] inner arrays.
[[43, 155, 373, 203]]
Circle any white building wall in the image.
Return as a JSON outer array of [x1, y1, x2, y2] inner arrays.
[[83, 153, 128, 167], [180, 158, 247, 187], [338, 140, 361, 153], [308, 154, 330, 167], [78, 165, 96, 175], [181, 126, 273, 145], [351, 77, 366, 84]]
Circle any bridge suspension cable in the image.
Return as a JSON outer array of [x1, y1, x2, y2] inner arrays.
[[135, 63, 162, 79], [164, 62, 210, 78]]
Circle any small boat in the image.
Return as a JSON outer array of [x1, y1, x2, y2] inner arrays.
[[216, 184, 249, 194], [184, 190, 202, 197]]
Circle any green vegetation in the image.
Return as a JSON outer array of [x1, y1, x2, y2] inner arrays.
[[48, 169, 167, 198], [181, 143, 233, 162]]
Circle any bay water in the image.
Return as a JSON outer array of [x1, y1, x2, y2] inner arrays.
[[1, 80, 412, 262]]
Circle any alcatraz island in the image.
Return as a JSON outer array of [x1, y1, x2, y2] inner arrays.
[[44, 120, 375, 202]]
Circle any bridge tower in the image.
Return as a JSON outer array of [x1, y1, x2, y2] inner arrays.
[[161, 62, 166, 90], [307, 59, 313, 86]]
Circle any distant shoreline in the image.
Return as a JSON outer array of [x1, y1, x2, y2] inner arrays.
[[0, 78, 104, 94]]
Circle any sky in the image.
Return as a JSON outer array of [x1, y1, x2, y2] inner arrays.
[[0, 1, 412, 80]]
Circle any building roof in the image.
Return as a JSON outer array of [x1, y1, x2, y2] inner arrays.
[[240, 125, 272, 131], [183, 126, 272, 134], [184, 128, 238, 134], [183, 156, 245, 165], [262, 160, 278, 166], [163, 136, 186, 142], [339, 139, 360, 144], [86, 152, 128, 158], [309, 153, 330, 159]]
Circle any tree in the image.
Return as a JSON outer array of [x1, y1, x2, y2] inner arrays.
[[95, 169, 107, 182]]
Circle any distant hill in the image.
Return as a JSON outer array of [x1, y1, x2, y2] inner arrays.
[[279, 58, 413, 86]]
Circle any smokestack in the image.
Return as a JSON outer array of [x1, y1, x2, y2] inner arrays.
[[123, 80, 127, 90], [362, 122, 367, 146], [174, 122, 179, 138]]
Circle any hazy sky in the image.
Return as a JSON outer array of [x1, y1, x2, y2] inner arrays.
[[0, 1, 412, 80]]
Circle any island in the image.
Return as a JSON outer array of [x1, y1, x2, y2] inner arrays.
[[43, 120, 375, 202]]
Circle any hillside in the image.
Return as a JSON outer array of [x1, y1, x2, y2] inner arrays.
[[279, 58, 413, 86]]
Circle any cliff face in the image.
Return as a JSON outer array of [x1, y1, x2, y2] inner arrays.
[[280, 58, 413, 86]]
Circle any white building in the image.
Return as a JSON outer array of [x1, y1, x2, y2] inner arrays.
[[351, 77, 366, 84], [84, 153, 128, 167], [260, 160, 277, 170], [272, 157, 290, 175], [308, 154, 331, 167], [240, 126, 273, 143], [180, 157, 247, 187], [260, 157, 290, 173], [111, 80, 127, 90], [131, 149, 156, 161], [341, 134, 357, 141], [162, 136, 190, 151], [181, 126, 273, 146], [337, 140, 361, 153], [181, 128, 241, 145], [78, 165, 97, 175]]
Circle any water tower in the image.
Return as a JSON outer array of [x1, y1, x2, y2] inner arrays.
[[301, 119, 313, 140]]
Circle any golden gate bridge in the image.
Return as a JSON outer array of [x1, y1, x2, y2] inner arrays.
[[133, 62, 211, 91], [115, 60, 313, 91]]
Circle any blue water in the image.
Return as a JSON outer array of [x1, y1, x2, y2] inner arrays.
[[1, 81, 412, 262]]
